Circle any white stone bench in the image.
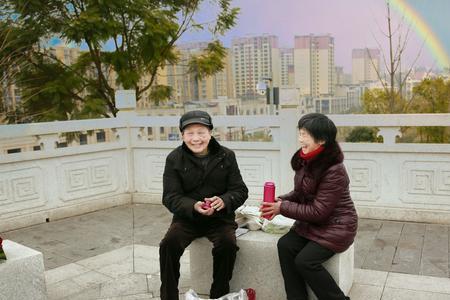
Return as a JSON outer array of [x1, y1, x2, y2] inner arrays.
[[0, 240, 47, 300], [189, 231, 353, 300]]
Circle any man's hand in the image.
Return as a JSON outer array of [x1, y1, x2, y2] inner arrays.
[[259, 198, 282, 220], [194, 201, 215, 216], [204, 196, 225, 211]]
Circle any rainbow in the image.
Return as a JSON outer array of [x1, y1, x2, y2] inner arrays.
[[390, 0, 449, 69]]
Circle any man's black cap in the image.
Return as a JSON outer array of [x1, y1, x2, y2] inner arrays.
[[179, 110, 213, 131]]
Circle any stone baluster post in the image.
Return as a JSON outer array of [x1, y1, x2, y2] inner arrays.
[[278, 106, 299, 195], [115, 90, 137, 195]]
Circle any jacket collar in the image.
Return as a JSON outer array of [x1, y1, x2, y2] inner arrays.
[[179, 136, 226, 178], [291, 142, 344, 178]]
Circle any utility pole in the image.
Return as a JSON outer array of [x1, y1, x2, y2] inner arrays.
[[258, 76, 278, 115]]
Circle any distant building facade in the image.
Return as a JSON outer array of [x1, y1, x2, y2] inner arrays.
[[352, 48, 381, 84], [280, 48, 295, 87], [231, 35, 280, 99], [294, 35, 335, 97]]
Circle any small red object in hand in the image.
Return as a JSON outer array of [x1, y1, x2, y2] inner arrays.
[[201, 200, 212, 210], [245, 288, 256, 300]]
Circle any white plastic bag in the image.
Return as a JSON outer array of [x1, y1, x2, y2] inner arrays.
[[261, 214, 295, 234], [235, 205, 263, 230], [185, 289, 248, 300]]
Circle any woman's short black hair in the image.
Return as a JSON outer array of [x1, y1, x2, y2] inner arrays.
[[297, 113, 337, 146]]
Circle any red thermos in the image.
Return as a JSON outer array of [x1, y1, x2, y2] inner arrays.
[[263, 181, 275, 219]]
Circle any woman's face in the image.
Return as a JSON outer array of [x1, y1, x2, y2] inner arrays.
[[182, 124, 211, 155], [298, 128, 323, 154]]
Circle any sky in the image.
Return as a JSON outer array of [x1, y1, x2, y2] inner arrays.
[[178, 0, 450, 73]]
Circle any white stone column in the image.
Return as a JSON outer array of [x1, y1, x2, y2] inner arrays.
[[115, 90, 137, 195], [278, 106, 299, 195], [37, 134, 59, 151], [377, 127, 402, 145]]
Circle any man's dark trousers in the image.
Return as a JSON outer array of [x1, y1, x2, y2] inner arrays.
[[159, 219, 238, 300]]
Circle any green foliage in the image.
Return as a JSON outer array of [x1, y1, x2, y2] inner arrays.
[[361, 77, 450, 143], [214, 0, 239, 35], [0, 19, 37, 118], [408, 78, 450, 114], [362, 88, 406, 114], [149, 85, 172, 106], [0, 0, 239, 122], [407, 78, 450, 143], [188, 40, 227, 80], [346, 127, 380, 143], [18, 57, 83, 121]]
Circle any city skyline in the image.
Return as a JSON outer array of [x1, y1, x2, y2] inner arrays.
[[179, 0, 450, 72]]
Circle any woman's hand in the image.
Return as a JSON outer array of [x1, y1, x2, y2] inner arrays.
[[259, 198, 282, 220]]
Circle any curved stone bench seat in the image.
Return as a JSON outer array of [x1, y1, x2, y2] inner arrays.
[[189, 230, 354, 300]]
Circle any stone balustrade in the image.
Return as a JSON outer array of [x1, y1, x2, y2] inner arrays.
[[1, 110, 450, 232]]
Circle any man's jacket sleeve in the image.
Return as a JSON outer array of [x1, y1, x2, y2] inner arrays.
[[162, 154, 197, 219], [220, 151, 249, 213]]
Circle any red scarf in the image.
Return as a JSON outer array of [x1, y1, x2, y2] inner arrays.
[[299, 145, 325, 161]]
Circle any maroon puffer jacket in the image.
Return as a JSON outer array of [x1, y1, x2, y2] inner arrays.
[[279, 143, 358, 253]]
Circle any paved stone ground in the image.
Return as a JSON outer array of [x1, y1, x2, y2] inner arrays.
[[2, 204, 450, 299], [355, 218, 450, 278], [41, 244, 194, 299]]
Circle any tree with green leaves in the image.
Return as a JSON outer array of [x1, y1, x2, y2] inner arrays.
[[410, 77, 450, 114], [362, 88, 406, 114], [407, 77, 450, 142], [0, 0, 239, 122], [345, 127, 380, 143], [0, 16, 35, 122]]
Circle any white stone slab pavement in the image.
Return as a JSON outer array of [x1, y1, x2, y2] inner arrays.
[[44, 244, 191, 300], [352, 269, 450, 300], [43, 244, 450, 300]]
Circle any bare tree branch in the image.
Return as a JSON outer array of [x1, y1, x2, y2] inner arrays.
[[366, 47, 389, 91]]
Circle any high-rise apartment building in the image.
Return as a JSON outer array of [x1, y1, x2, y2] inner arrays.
[[335, 66, 345, 85], [280, 48, 294, 87], [231, 35, 280, 99], [352, 48, 381, 84], [294, 35, 335, 97]]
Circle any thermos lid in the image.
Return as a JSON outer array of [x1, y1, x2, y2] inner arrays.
[[264, 181, 275, 186]]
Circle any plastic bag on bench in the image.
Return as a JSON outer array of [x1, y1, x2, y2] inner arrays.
[[235, 206, 263, 230], [185, 288, 251, 300], [261, 215, 295, 234]]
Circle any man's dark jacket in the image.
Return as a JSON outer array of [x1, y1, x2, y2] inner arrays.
[[279, 143, 358, 253], [162, 137, 248, 224]]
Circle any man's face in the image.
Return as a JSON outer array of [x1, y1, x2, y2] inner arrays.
[[182, 124, 212, 155]]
